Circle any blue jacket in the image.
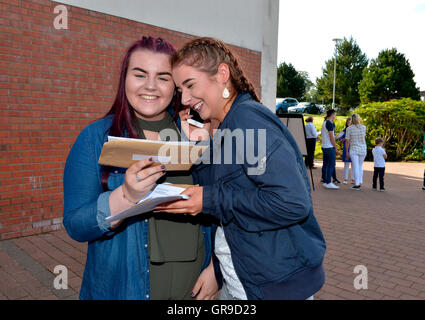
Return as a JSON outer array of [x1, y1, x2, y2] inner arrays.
[[63, 115, 211, 300], [192, 92, 326, 300]]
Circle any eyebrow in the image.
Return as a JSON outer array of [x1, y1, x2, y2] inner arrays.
[[182, 78, 195, 86], [131, 67, 172, 76]]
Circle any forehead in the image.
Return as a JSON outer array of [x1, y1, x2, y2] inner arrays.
[[128, 50, 171, 70], [172, 64, 204, 83]]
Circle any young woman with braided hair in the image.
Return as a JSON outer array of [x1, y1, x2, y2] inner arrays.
[[155, 37, 326, 300]]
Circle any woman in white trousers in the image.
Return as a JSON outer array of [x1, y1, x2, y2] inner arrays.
[[345, 114, 367, 190]]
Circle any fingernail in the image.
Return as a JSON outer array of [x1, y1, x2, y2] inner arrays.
[[149, 157, 153, 162], [190, 292, 195, 297], [161, 165, 165, 170]]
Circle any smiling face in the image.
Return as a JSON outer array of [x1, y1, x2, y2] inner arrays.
[[346, 118, 352, 127], [172, 63, 228, 122], [125, 50, 175, 120]]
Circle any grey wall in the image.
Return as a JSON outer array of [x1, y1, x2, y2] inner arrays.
[[58, 0, 279, 111]]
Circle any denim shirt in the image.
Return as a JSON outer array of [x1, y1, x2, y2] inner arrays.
[[63, 115, 211, 300]]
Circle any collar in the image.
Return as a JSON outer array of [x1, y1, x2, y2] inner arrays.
[[218, 91, 252, 130]]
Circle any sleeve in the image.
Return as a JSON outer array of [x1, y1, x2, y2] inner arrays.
[[63, 127, 117, 242], [313, 124, 319, 138], [202, 107, 312, 232], [345, 127, 351, 140], [325, 120, 333, 132]]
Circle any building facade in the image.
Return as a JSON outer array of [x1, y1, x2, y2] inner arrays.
[[0, 0, 279, 239]]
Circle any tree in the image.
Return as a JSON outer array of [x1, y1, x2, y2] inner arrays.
[[316, 37, 368, 114], [276, 62, 306, 100], [358, 48, 420, 103], [356, 98, 425, 160], [299, 71, 315, 101]]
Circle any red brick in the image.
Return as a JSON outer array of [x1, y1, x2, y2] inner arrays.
[[0, 0, 249, 243]]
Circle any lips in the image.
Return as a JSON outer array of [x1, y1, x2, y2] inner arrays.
[[140, 94, 159, 101], [192, 101, 203, 111]]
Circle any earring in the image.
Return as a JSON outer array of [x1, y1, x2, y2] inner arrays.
[[222, 87, 230, 99]]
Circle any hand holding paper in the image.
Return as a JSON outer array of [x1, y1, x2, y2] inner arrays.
[[106, 184, 192, 223], [154, 186, 203, 216]]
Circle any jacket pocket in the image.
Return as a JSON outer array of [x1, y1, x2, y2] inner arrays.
[[228, 224, 300, 285]]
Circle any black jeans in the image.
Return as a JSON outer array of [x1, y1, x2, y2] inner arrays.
[[373, 167, 385, 189], [305, 138, 317, 168]]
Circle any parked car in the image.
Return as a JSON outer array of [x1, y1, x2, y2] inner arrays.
[[316, 104, 326, 114], [287, 102, 321, 114], [276, 97, 299, 115]]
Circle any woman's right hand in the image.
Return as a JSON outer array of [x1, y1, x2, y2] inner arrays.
[[179, 107, 210, 141], [122, 157, 166, 204]]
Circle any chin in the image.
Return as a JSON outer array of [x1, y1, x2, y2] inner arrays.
[[135, 106, 166, 118]]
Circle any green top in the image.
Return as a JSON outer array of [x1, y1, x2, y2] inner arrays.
[[134, 113, 202, 263]]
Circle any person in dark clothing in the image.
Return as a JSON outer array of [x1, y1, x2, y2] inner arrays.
[[155, 37, 326, 300]]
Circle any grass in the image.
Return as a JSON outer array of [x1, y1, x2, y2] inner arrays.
[[306, 114, 349, 160]]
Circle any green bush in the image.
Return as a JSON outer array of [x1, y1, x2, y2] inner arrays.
[[355, 98, 425, 161]]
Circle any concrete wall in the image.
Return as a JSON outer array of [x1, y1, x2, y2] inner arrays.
[[58, 0, 279, 111]]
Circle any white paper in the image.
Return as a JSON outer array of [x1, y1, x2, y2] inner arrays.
[[131, 154, 171, 163], [105, 184, 189, 223], [108, 135, 196, 145]]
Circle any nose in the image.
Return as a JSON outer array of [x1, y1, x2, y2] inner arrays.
[[181, 89, 191, 106], [144, 76, 157, 91]]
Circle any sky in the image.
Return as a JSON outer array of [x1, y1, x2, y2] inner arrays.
[[277, 0, 425, 91]]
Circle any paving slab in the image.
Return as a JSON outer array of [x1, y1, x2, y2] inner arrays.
[[0, 161, 424, 300]]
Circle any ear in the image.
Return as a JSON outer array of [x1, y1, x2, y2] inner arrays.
[[216, 63, 230, 84]]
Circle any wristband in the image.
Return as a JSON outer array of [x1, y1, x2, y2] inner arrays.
[[122, 186, 138, 205]]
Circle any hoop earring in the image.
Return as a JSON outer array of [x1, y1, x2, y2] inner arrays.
[[222, 87, 230, 99]]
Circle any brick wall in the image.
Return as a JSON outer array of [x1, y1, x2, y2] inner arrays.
[[0, 0, 261, 240]]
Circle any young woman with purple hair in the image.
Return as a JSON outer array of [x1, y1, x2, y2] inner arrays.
[[63, 36, 216, 300]]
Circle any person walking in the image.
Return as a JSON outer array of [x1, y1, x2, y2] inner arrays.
[[345, 113, 367, 190]]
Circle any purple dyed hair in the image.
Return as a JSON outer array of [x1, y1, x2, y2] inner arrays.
[[101, 36, 180, 190], [105, 36, 179, 138]]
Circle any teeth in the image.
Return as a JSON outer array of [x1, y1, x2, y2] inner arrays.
[[193, 102, 203, 111], [141, 95, 157, 100]]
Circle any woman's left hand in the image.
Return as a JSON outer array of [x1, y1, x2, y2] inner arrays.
[[154, 186, 203, 216], [191, 259, 219, 300]]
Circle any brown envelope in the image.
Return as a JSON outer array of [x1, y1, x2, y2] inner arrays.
[[98, 139, 208, 170]]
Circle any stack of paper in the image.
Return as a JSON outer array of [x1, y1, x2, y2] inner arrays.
[[106, 184, 190, 223]]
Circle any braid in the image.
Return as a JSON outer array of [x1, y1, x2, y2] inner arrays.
[[172, 37, 261, 103]]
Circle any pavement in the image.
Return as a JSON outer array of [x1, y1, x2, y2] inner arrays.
[[0, 161, 424, 300]]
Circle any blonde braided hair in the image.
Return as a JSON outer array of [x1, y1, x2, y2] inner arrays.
[[171, 37, 261, 103]]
